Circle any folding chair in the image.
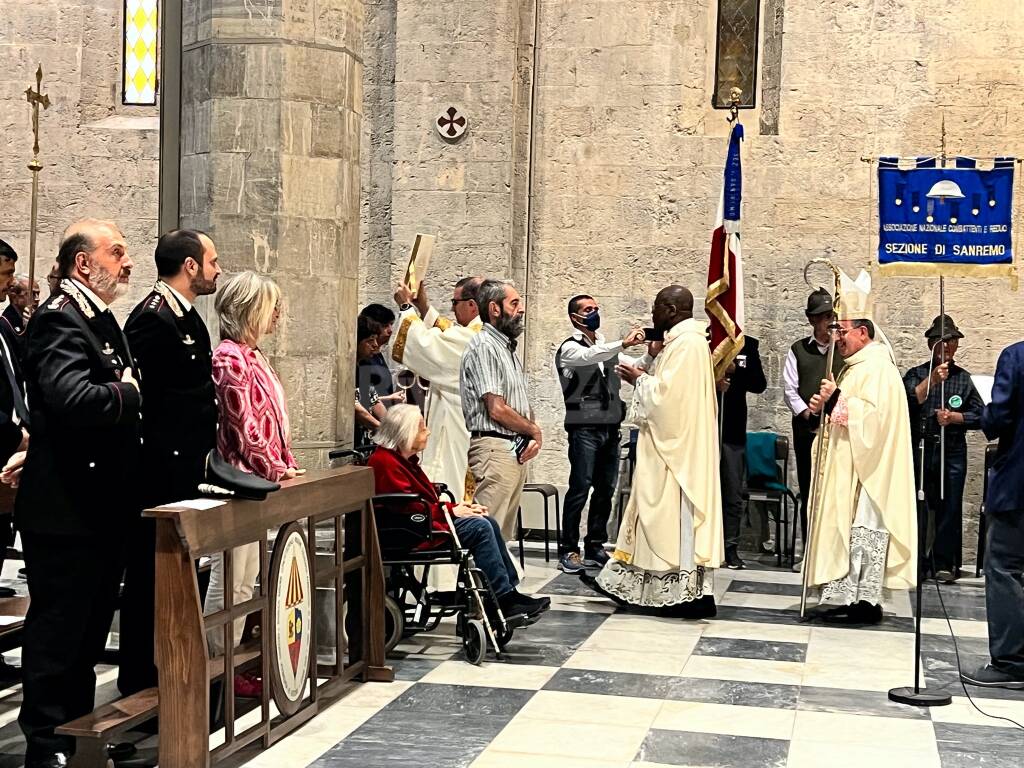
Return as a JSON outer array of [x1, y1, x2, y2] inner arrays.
[[745, 431, 799, 567]]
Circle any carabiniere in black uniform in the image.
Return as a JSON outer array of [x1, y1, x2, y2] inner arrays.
[[16, 279, 142, 764], [118, 281, 218, 695]]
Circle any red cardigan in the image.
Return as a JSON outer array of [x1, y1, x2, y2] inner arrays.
[[367, 447, 451, 541]]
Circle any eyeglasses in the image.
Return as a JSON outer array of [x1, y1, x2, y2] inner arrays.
[[451, 298, 472, 308]]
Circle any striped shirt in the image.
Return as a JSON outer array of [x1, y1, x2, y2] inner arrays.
[[459, 323, 531, 434]]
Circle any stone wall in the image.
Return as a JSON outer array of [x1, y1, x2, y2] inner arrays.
[[179, 0, 365, 468], [361, 0, 1024, 557], [0, 0, 160, 314]]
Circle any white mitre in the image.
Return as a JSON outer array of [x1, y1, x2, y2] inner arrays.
[[838, 268, 873, 321], [837, 268, 896, 363]]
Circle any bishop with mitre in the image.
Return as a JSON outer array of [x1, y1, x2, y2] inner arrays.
[[806, 270, 917, 624], [584, 285, 722, 618]]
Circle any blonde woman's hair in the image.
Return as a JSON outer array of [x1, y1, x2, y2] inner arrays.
[[372, 404, 423, 453], [215, 271, 282, 346]]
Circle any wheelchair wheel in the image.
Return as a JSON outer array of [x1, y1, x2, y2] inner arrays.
[[384, 595, 404, 654], [462, 618, 487, 665]]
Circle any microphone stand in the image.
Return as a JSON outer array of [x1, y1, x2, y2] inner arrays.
[[889, 335, 951, 707]]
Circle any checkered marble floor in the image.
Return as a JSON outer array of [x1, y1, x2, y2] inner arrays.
[[239, 551, 1023, 768], [0, 552, 1020, 767]]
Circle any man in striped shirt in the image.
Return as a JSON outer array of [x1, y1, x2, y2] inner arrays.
[[460, 279, 540, 539]]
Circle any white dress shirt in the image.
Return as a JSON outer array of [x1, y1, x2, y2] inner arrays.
[[556, 329, 652, 379], [162, 281, 193, 312], [782, 336, 830, 416], [70, 278, 110, 313]]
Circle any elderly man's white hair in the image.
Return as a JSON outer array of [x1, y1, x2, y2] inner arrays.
[[372, 404, 423, 453]]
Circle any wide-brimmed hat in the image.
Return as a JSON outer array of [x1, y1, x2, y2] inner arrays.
[[805, 288, 834, 316], [925, 314, 964, 341]]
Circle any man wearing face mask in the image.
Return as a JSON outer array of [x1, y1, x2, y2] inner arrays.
[[555, 295, 646, 573], [460, 279, 539, 540]]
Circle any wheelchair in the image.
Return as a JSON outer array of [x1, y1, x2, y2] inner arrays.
[[330, 446, 538, 664]]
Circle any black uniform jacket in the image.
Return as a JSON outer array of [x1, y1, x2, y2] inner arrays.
[[125, 286, 217, 507], [0, 331, 26, 464], [15, 282, 142, 536], [0, 303, 27, 367]]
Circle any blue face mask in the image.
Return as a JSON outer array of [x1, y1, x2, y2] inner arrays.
[[575, 311, 601, 332]]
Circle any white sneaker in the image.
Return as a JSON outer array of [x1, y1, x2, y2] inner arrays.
[[792, 558, 803, 573]]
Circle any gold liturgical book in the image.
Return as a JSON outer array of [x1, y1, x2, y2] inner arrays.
[[403, 234, 435, 298]]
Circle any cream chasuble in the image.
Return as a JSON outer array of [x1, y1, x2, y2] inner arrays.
[[392, 307, 483, 501], [806, 341, 917, 596], [596, 317, 724, 607]]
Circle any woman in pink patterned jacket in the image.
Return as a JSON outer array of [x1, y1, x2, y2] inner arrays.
[[205, 270, 304, 697]]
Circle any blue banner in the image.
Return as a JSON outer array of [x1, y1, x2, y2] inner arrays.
[[878, 158, 1014, 268]]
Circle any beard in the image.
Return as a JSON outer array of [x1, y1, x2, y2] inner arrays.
[[495, 310, 525, 339], [89, 264, 126, 302], [190, 272, 218, 297]]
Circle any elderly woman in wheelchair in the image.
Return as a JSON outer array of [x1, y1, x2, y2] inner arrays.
[[365, 405, 549, 662]]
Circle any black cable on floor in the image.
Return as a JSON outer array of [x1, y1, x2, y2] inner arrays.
[[931, 563, 1024, 731]]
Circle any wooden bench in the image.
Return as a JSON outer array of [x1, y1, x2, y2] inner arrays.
[[57, 688, 158, 768], [56, 640, 264, 767]]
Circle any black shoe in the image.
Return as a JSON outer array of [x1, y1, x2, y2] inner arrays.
[[661, 595, 717, 620], [0, 586, 15, 597], [26, 754, 69, 768], [17, 567, 26, 580], [108, 742, 138, 761], [582, 548, 610, 567], [579, 572, 630, 608], [822, 601, 882, 625], [724, 549, 745, 570], [498, 590, 549, 618], [961, 664, 1024, 689]]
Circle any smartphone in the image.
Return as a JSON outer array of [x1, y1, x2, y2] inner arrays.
[[641, 327, 664, 342], [511, 435, 532, 460]]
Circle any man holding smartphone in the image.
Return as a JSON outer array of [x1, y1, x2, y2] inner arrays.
[[460, 279, 540, 540], [554, 294, 647, 573]]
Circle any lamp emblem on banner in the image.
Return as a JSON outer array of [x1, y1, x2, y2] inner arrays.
[[877, 156, 1015, 278]]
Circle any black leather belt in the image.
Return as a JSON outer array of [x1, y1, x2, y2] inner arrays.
[[471, 430, 516, 441]]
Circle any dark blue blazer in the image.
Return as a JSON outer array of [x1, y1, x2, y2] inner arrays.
[[982, 341, 1024, 516]]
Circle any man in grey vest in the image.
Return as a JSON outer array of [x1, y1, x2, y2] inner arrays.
[[555, 295, 646, 573], [783, 288, 845, 566]]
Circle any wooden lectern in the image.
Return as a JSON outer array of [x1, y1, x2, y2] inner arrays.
[[144, 466, 393, 767]]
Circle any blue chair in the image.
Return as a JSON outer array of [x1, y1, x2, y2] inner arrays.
[[745, 431, 798, 567]]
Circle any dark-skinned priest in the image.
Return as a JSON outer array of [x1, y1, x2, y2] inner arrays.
[[583, 285, 722, 618], [805, 270, 916, 625]]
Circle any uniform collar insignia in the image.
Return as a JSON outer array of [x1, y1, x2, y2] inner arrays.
[[153, 281, 185, 318], [60, 279, 96, 319]]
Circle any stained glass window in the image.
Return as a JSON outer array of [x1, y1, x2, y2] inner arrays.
[[713, 0, 760, 109], [123, 0, 159, 105]]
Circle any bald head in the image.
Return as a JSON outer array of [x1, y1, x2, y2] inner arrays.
[[57, 218, 132, 305], [652, 284, 694, 332]]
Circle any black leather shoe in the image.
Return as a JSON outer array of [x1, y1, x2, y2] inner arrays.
[[26, 753, 69, 768], [108, 742, 138, 761], [0, 586, 16, 597]]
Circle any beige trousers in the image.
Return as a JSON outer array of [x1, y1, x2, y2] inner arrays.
[[468, 436, 528, 540], [204, 542, 261, 656]]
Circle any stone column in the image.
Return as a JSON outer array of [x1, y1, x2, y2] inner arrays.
[[178, 0, 363, 465]]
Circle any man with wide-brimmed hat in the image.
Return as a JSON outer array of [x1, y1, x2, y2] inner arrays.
[[783, 288, 846, 564], [903, 314, 984, 583]]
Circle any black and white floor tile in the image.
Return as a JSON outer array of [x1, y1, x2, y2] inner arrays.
[[0, 551, 1021, 767], [244, 550, 1024, 768]]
